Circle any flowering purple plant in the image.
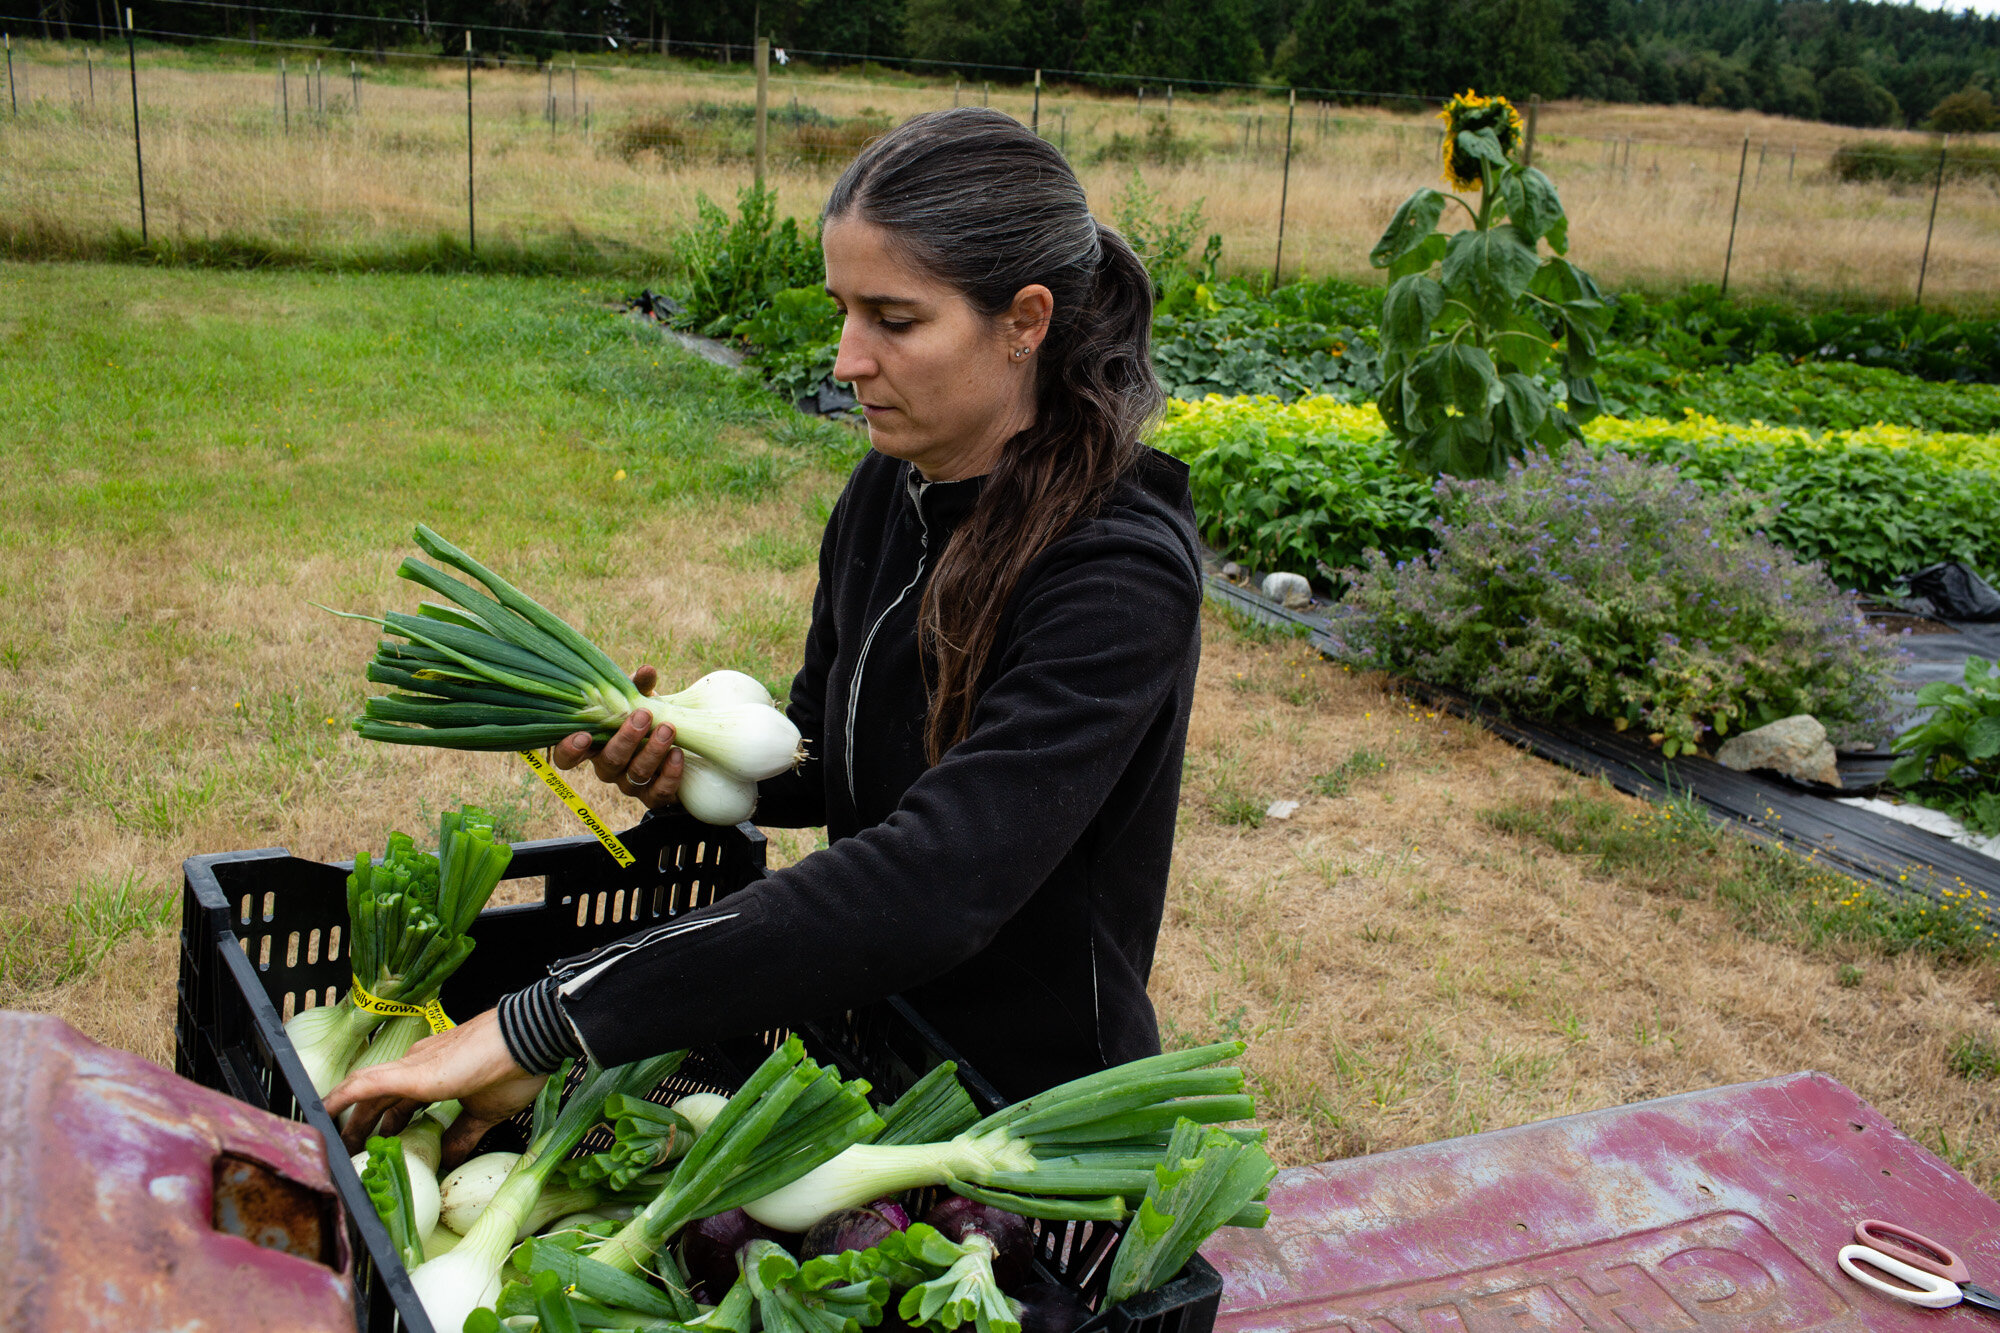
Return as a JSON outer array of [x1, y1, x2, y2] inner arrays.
[[1327, 447, 1907, 755]]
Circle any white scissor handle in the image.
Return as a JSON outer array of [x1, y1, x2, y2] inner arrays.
[[1839, 1244, 1964, 1309]]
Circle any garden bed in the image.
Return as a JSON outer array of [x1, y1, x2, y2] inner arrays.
[[1203, 568, 2000, 924]]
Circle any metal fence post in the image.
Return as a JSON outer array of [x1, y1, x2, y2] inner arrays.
[[124, 9, 145, 243], [464, 29, 475, 255], [87, 48, 94, 108], [753, 35, 768, 186], [1522, 94, 1538, 168], [1916, 143, 1947, 307], [1032, 68, 1040, 134], [349, 59, 357, 114], [6, 34, 15, 116], [1273, 88, 1295, 287], [280, 57, 288, 134], [1720, 135, 1748, 295]]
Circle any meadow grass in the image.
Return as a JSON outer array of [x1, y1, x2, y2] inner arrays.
[[2, 261, 1995, 1194], [3, 39, 1998, 307]]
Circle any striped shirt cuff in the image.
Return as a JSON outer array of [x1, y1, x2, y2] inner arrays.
[[497, 977, 586, 1075]]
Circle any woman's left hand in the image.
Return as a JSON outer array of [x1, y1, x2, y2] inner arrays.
[[551, 664, 686, 810]]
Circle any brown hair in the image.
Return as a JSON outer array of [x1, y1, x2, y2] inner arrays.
[[824, 108, 1165, 761]]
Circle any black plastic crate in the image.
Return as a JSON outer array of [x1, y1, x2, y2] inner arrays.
[[178, 812, 1223, 1333]]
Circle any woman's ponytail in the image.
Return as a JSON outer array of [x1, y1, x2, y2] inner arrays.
[[825, 109, 1166, 761]]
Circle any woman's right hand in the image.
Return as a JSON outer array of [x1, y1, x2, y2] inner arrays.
[[325, 1009, 547, 1163], [552, 665, 686, 810]]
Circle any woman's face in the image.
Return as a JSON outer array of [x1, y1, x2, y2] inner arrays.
[[823, 216, 1051, 482]]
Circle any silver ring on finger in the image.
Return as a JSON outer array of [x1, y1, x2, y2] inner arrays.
[[625, 769, 654, 790]]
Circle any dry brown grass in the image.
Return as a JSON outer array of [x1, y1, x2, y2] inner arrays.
[[1154, 619, 2000, 1190], [4, 39, 1999, 305]]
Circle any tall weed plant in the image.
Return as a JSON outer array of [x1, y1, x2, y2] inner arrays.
[[670, 182, 825, 338], [1327, 448, 1907, 755]]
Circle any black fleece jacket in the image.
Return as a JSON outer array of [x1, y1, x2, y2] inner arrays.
[[499, 445, 1202, 1101]]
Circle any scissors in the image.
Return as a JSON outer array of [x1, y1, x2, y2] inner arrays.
[[1838, 1219, 2000, 1315]]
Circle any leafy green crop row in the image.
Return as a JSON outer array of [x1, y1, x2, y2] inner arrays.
[[1155, 395, 2000, 593], [1605, 286, 2000, 385], [1597, 349, 2000, 434], [666, 185, 2000, 426]]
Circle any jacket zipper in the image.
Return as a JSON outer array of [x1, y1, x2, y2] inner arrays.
[[845, 483, 931, 806]]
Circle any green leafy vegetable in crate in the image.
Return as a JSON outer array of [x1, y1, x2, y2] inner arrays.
[[1103, 1118, 1277, 1306], [412, 1050, 694, 1332], [425, 1042, 1272, 1332], [590, 1037, 885, 1276]]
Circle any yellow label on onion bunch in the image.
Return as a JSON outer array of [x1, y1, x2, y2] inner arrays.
[[352, 979, 455, 1034], [518, 749, 637, 868]]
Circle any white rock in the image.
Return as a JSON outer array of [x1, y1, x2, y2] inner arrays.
[[1265, 799, 1300, 820], [1261, 571, 1312, 609], [1714, 715, 1841, 788]]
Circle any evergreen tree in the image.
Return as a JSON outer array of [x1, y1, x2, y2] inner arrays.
[[1819, 65, 1899, 125]]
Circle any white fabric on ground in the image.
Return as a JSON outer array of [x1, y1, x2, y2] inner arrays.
[[1835, 796, 2000, 862]]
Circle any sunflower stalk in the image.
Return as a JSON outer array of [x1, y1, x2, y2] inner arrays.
[[1368, 89, 1610, 481]]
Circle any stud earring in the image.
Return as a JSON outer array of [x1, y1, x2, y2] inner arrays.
[[1013, 347, 1030, 360]]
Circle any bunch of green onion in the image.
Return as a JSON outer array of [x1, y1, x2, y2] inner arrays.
[[284, 805, 514, 1095], [740, 1042, 1266, 1231], [336, 525, 804, 824]]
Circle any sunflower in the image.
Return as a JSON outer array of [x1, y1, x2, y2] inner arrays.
[[1437, 90, 1524, 190]]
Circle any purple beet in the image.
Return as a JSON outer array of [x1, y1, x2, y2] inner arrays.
[[680, 1209, 789, 1299], [802, 1200, 911, 1260], [1014, 1282, 1091, 1333], [922, 1195, 1037, 1288]]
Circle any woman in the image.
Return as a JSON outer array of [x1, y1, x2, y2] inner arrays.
[[328, 107, 1204, 1160]]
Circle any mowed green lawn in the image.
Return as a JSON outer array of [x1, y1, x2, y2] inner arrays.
[[0, 263, 851, 1053]]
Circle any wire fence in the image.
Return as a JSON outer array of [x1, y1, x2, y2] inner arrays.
[[4, 26, 1999, 307]]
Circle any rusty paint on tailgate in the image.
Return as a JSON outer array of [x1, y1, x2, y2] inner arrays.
[[1204, 1073, 2000, 1333], [0, 1011, 354, 1331]]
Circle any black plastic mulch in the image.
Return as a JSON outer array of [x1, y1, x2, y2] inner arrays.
[[1202, 574, 2000, 926]]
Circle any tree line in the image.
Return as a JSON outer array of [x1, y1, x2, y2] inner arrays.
[[9, 0, 1999, 130]]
